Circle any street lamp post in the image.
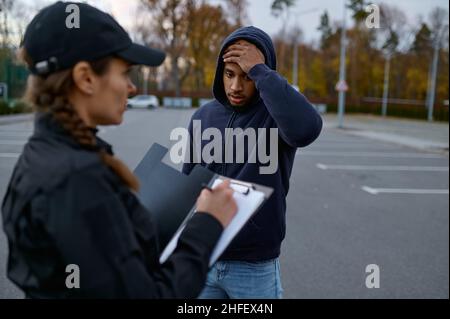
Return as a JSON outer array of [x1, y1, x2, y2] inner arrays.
[[381, 53, 391, 117], [426, 39, 440, 122], [337, 0, 348, 128], [142, 66, 150, 95], [292, 41, 299, 88], [426, 20, 448, 122]]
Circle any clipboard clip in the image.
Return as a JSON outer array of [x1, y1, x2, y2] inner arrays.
[[203, 179, 254, 196], [229, 180, 254, 195]]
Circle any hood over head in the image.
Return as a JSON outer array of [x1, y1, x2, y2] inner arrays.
[[213, 26, 277, 109]]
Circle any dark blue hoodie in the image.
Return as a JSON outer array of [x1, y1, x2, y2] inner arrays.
[[182, 26, 322, 261]]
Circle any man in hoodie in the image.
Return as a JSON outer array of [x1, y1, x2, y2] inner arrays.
[[182, 26, 323, 298]]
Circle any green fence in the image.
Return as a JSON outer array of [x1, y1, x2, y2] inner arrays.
[[1, 56, 28, 98], [0, 51, 30, 115]]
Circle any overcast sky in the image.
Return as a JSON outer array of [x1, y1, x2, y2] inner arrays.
[[26, 0, 450, 44], [248, 0, 449, 42]]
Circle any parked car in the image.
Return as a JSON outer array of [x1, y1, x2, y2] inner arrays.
[[127, 95, 160, 109]]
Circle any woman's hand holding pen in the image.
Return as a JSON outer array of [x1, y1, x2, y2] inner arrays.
[[196, 180, 238, 228]]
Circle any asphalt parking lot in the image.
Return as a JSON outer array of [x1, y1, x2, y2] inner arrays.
[[285, 124, 448, 298], [0, 109, 448, 298]]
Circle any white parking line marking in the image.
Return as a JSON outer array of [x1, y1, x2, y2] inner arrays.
[[316, 163, 449, 172], [307, 146, 403, 151], [0, 153, 20, 158], [297, 151, 445, 158], [0, 140, 27, 145], [314, 140, 365, 143], [312, 142, 378, 146], [362, 186, 449, 195]]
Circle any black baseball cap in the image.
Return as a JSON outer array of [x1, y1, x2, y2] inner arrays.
[[22, 1, 166, 76]]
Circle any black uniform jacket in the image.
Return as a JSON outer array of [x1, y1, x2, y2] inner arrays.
[[2, 112, 222, 298]]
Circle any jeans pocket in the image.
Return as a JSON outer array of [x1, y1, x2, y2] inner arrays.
[[230, 258, 282, 298]]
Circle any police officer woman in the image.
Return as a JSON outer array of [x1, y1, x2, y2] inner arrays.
[[1, 1, 237, 298]]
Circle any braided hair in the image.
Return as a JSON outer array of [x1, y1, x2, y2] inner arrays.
[[20, 48, 140, 192]]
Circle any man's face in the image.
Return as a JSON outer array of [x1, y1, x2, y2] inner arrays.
[[223, 62, 256, 108]]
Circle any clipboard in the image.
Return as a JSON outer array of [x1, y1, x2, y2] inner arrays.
[[159, 177, 273, 266], [133, 143, 273, 265]]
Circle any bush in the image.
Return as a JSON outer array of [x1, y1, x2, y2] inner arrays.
[[10, 100, 32, 114], [0, 100, 11, 115], [0, 99, 33, 115]]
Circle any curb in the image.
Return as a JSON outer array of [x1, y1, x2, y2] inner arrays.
[[336, 127, 449, 155], [0, 114, 33, 125]]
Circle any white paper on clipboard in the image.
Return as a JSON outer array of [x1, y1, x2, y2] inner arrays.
[[159, 178, 266, 266]]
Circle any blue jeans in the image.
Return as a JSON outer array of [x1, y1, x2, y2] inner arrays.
[[198, 258, 283, 299]]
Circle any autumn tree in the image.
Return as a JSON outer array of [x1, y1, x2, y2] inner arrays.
[[223, 0, 248, 28], [187, 2, 231, 91], [347, 0, 369, 26], [345, 0, 380, 99], [377, 3, 406, 115], [317, 11, 332, 50], [271, 0, 297, 74], [411, 23, 433, 57], [140, 0, 197, 97]]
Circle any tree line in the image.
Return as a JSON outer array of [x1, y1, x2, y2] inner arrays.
[[1, 0, 449, 120]]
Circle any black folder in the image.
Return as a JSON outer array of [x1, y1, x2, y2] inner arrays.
[[134, 143, 215, 249], [133, 143, 273, 255]]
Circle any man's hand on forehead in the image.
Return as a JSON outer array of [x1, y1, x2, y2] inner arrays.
[[224, 40, 255, 52], [223, 40, 265, 74]]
